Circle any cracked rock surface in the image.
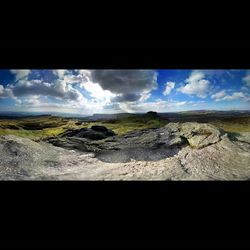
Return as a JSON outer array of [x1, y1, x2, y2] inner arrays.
[[0, 122, 250, 180]]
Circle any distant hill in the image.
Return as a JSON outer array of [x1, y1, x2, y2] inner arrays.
[[0, 111, 88, 119], [1, 110, 249, 121], [82, 113, 135, 121]]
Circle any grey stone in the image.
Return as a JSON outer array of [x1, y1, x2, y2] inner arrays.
[[61, 126, 115, 140], [0, 122, 250, 180]]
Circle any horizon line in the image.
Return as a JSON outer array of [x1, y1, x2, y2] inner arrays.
[[0, 108, 250, 116]]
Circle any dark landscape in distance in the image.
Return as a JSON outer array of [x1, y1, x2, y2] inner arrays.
[[0, 70, 249, 180]]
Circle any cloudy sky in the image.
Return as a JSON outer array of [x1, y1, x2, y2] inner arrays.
[[0, 69, 249, 115]]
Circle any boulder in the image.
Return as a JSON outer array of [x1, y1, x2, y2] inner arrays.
[[91, 125, 108, 132], [179, 123, 222, 148], [147, 111, 158, 116], [75, 121, 83, 125], [74, 128, 107, 140], [61, 126, 115, 140], [91, 125, 115, 136]]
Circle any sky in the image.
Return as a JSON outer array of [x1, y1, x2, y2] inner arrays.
[[0, 69, 250, 115]]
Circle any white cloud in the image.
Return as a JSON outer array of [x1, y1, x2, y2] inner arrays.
[[17, 95, 41, 106], [211, 90, 227, 101], [139, 92, 151, 102], [90, 70, 158, 102], [3, 70, 90, 110], [10, 70, 31, 80], [0, 84, 3, 95], [0, 84, 17, 100], [13, 96, 109, 115], [177, 70, 211, 98], [4, 70, 160, 113], [80, 80, 115, 102], [52, 69, 69, 79], [9, 78, 85, 103], [186, 70, 204, 82], [52, 70, 117, 105], [77, 70, 157, 106], [3, 70, 120, 114], [221, 92, 250, 101], [77, 70, 92, 78], [5, 69, 240, 114], [163, 82, 175, 95], [243, 72, 250, 87], [7, 69, 120, 114], [241, 86, 250, 92], [212, 91, 250, 102], [172, 101, 186, 106]]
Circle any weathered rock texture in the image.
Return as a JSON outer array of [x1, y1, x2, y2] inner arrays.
[[60, 125, 115, 140], [0, 122, 249, 180]]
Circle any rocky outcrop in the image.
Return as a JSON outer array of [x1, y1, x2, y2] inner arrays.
[[0, 135, 64, 179], [146, 111, 158, 117], [0, 122, 250, 180], [60, 125, 115, 140], [169, 122, 223, 149], [47, 122, 224, 162]]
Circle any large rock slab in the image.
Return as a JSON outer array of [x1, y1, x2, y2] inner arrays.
[[47, 122, 224, 162], [61, 125, 115, 140], [0, 135, 64, 179], [1, 122, 250, 180], [175, 134, 250, 180]]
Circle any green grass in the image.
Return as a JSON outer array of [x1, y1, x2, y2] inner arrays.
[[211, 119, 250, 133], [0, 127, 66, 140], [0, 116, 84, 140], [174, 115, 250, 133], [0, 114, 249, 140], [83, 115, 168, 135]]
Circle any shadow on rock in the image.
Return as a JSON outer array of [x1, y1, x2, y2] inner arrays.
[[47, 122, 226, 163], [95, 145, 183, 163]]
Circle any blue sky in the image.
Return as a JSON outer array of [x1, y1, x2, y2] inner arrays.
[[0, 69, 249, 115]]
